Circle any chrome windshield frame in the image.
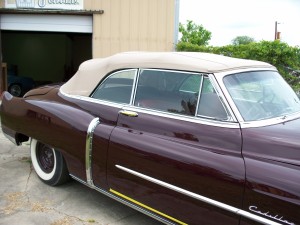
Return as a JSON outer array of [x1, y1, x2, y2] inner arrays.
[[214, 68, 300, 128]]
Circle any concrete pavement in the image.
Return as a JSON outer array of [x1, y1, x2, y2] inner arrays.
[[0, 127, 161, 225]]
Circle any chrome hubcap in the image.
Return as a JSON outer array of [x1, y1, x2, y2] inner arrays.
[[36, 142, 54, 173]]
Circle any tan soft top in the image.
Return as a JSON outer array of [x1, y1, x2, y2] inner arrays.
[[60, 51, 275, 96]]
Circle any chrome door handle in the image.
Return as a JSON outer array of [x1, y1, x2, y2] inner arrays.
[[119, 110, 138, 117]]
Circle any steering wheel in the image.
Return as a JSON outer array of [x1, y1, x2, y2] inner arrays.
[[243, 103, 266, 121], [258, 92, 275, 104]]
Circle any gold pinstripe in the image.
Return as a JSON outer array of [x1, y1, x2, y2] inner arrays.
[[110, 189, 188, 225]]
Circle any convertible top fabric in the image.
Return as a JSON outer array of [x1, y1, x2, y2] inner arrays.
[[60, 51, 275, 96]]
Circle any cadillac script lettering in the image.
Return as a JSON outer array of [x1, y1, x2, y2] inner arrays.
[[249, 206, 295, 225], [38, 0, 79, 7]]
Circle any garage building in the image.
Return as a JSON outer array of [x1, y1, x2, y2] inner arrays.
[[0, 0, 179, 95]]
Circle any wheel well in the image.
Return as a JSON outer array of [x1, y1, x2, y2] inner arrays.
[[16, 133, 29, 145]]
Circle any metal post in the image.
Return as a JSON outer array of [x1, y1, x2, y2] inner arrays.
[[274, 21, 277, 40], [0, 15, 2, 93], [173, 0, 180, 51], [274, 21, 281, 40]]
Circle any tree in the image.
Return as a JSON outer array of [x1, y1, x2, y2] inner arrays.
[[179, 20, 211, 46], [232, 36, 255, 45]]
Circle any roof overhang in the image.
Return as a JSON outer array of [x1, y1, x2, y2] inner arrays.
[[0, 8, 104, 15]]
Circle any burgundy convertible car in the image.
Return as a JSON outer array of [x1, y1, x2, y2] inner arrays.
[[1, 52, 299, 225]]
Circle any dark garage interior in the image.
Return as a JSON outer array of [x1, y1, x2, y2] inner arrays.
[[2, 31, 92, 95]]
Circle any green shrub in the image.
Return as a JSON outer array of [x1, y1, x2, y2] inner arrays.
[[176, 41, 300, 91]]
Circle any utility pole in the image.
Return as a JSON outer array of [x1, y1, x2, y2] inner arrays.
[[275, 21, 281, 40]]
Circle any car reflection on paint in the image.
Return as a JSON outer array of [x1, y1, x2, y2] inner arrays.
[[1, 52, 299, 225]]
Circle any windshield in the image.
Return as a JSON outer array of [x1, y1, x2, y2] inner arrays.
[[223, 71, 300, 121]]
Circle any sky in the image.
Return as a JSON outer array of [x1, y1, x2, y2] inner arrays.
[[179, 0, 300, 47]]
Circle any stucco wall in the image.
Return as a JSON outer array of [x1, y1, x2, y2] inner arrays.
[[84, 0, 176, 58]]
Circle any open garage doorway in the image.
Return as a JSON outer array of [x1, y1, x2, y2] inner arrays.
[[2, 31, 92, 96]]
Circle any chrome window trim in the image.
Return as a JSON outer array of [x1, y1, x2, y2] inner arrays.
[[59, 90, 128, 108], [122, 105, 240, 128], [214, 68, 277, 123], [138, 68, 202, 76], [133, 68, 204, 108], [60, 67, 298, 128], [134, 68, 204, 110], [131, 68, 141, 105], [60, 89, 240, 129], [86, 117, 100, 186], [208, 74, 237, 122], [130, 68, 238, 126], [213, 68, 300, 128], [129, 69, 139, 105], [135, 68, 204, 115], [240, 111, 300, 128], [91, 68, 138, 104], [194, 75, 203, 115], [116, 165, 282, 225]]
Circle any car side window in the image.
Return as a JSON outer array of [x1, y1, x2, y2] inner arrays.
[[134, 70, 201, 116], [197, 77, 228, 120], [91, 69, 136, 104]]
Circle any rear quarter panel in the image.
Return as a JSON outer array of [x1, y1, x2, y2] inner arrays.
[[1, 90, 95, 180]]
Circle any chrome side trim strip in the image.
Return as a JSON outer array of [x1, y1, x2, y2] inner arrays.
[[69, 174, 176, 225], [116, 165, 282, 225], [85, 117, 100, 186]]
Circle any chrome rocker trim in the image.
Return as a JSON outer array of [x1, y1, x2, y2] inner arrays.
[[69, 175, 176, 225], [116, 165, 282, 225]]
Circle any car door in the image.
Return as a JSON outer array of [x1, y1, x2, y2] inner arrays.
[[77, 69, 138, 188], [107, 69, 245, 225]]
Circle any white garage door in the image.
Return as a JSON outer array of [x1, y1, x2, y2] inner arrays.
[[0, 14, 92, 33]]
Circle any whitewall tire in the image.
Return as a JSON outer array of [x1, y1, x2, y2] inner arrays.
[[30, 139, 70, 186]]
